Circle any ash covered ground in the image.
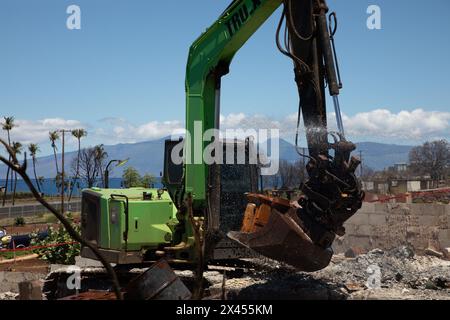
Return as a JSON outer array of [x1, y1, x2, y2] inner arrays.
[[190, 246, 450, 300]]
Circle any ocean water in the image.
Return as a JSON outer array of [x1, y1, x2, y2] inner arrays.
[[0, 178, 129, 196]]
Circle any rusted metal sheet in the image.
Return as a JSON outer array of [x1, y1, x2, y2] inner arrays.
[[125, 259, 191, 300], [58, 260, 191, 301]]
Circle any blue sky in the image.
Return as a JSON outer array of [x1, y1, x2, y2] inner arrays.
[[1, 0, 449, 155]]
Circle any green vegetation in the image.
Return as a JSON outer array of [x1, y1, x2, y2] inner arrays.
[[14, 216, 25, 227], [45, 214, 59, 224], [141, 173, 157, 188], [31, 213, 81, 265], [122, 167, 156, 188], [69, 129, 87, 201], [28, 143, 42, 193], [122, 167, 141, 188], [0, 212, 80, 227], [0, 250, 30, 260], [48, 131, 60, 174], [1, 116, 17, 207]]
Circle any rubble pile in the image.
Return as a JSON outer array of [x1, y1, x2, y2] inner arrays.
[[315, 246, 450, 299], [204, 246, 450, 300], [0, 292, 18, 300]]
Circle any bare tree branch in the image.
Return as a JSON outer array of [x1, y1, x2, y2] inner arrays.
[[0, 138, 123, 300]]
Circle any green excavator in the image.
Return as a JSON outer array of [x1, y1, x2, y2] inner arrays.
[[70, 0, 363, 291]]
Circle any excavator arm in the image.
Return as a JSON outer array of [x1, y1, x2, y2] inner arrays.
[[179, 0, 364, 271], [184, 0, 283, 208]]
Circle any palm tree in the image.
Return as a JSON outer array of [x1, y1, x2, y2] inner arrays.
[[94, 144, 108, 186], [38, 176, 45, 192], [11, 142, 23, 206], [68, 129, 87, 200], [49, 131, 60, 174], [28, 143, 42, 193], [1, 117, 16, 206]]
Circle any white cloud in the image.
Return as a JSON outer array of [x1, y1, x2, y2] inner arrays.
[[339, 109, 450, 141], [221, 113, 283, 131], [1, 108, 448, 157], [94, 118, 185, 144], [220, 109, 450, 143], [0, 118, 86, 145]]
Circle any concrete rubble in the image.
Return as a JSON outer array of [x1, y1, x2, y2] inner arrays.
[[197, 246, 450, 300], [0, 271, 46, 294], [0, 292, 18, 300]]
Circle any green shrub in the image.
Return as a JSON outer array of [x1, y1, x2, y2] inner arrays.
[[45, 214, 59, 224], [31, 215, 81, 265], [14, 217, 26, 227]]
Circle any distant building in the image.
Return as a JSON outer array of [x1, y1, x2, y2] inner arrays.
[[363, 176, 435, 194], [393, 163, 408, 172]]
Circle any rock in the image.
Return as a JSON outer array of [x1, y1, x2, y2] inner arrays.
[[18, 280, 43, 300], [391, 246, 415, 259], [345, 247, 365, 258], [344, 283, 364, 292], [75, 256, 104, 268], [425, 248, 444, 259], [345, 248, 356, 258], [369, 248, 384, 255], [425, 280, 438, 290], [442, 248, 450, 260], [395, 273, 403, 282], [0, 292, 18, 300], [433, 277, 448, 289]]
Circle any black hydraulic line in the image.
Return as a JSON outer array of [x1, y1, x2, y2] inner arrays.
[[329, 12, 343, 89], [316, 7, 340, 96]]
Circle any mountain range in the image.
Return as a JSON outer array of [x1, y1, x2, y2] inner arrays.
[[0, 138, 414, 179]]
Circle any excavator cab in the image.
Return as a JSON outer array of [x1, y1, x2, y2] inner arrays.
[[163, 138, 261, 261]]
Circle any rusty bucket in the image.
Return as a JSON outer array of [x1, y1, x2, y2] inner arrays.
[[228, 194, 333, 272], [125, 259, 191, 300]]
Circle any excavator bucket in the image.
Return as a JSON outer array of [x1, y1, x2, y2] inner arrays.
[[227, 194, 333, 272]]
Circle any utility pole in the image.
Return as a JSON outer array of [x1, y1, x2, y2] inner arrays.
[[59, 129, 71, 214], [359, 150, 363, 178]]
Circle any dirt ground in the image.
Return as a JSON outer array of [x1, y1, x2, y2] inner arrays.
[[0, 257, 50, 273]]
